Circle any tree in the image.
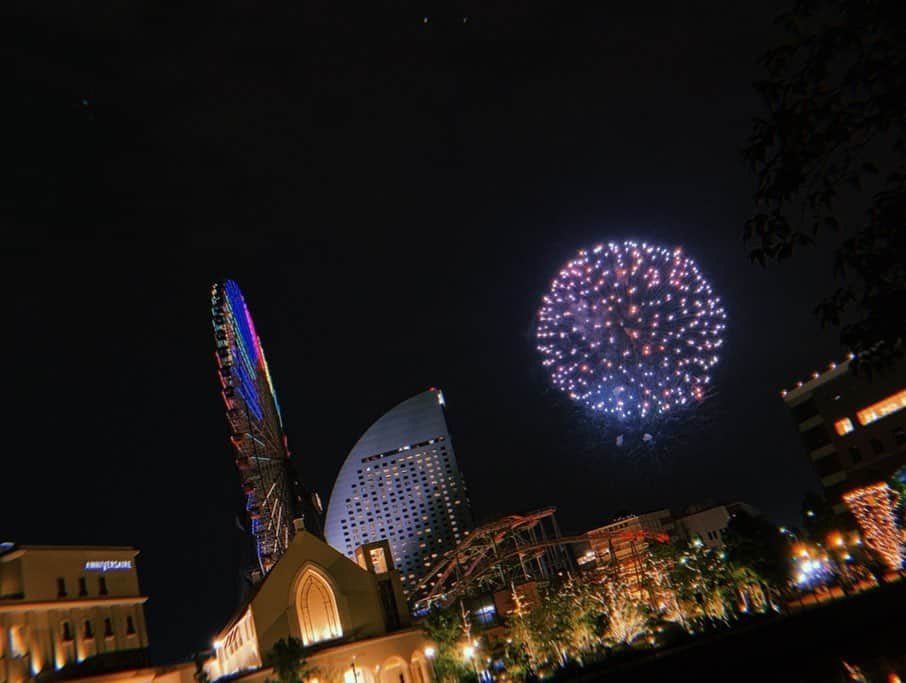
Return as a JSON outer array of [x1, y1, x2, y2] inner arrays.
[[264, 638, 318, 683], [674, 541, 736, 626], [645, 540, 690, 628], [725, 512, 791, 606], [193, 651, 212, 683], [593, 578, 649, 646], [742, 0, 906, 364], [649, 539, 737, 628], [502, 585, 542, 677], [422, 605, 472, 683]]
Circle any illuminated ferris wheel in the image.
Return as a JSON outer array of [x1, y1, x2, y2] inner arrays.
[[211, 280, 318, 576]]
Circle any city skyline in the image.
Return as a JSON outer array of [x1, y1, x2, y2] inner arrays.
[[0, 249, 840, 661], [3, 0, 864, 666]]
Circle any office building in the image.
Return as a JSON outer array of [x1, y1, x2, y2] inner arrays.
[[0, 545, 148, 682], [782, 355, 906, 515], [324, 389, 473, 592]]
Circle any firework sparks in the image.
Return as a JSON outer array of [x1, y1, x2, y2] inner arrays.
[[536, 241, 727, 419]]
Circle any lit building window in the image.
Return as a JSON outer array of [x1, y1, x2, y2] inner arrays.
[[856, 388, 906, 426], [834, 418, 854, 436]]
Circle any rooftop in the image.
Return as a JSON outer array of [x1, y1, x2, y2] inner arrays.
[[781, 355, 855, 403]]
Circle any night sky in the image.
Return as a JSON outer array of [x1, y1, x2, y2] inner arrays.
[[4, 0, 846, 666]]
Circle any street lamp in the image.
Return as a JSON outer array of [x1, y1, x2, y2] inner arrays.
[[463, 644, 478, 680], [424, 647, 437, 682]]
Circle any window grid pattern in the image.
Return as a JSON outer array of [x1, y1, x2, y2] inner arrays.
[[336, 436, 470, 588]]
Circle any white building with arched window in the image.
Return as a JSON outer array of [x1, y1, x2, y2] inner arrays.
[[206, 526, 434, 683]]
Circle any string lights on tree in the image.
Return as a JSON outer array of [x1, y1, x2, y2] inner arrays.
[[843, 482, 904, 571]]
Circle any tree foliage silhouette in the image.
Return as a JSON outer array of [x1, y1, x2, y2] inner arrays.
[[742, 0, 905, 365]]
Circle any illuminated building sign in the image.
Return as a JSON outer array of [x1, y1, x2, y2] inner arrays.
[[856, 388, 906, 426], [84, 560, 133, 572], [834, 418, 854, 436]]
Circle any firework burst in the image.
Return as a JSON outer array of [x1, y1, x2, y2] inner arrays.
[[536, 240, 727, 420]]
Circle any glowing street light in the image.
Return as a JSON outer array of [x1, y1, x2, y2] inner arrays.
[[424, 646, 437, 681]]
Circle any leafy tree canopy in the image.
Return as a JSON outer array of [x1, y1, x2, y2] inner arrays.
[[264, 637, 317, 683], [743, 0, 905, 366], [725, 511, 791, 588]]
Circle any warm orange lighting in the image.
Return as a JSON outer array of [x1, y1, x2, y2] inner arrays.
[[792, 542, 809, 558], [834, 418, 854, 436], [827, 531, 845, 548], [856, 388, 906, 426], [843, 483, 903, 571]]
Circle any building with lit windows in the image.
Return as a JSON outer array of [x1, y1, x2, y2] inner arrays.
[[205, 525, 433, 683], [324, 389, 473, 593], [782, 355, 906, 515], [0, 545, 149, 682], [586, 510, 674, 590]]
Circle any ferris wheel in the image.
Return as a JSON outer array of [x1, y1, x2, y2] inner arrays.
[[211, 280, 311, 575]]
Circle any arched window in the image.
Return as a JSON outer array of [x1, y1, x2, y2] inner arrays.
[[296, 568, 342, 645]]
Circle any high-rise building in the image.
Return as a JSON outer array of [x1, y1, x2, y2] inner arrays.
[[325, 389, 473, 592], [782, 355, 906, 516], [0, 544, 149, 680]]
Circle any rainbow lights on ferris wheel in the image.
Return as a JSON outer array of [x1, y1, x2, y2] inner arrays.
[[535, 240, 727, 420], [212, 279, 296, 575]]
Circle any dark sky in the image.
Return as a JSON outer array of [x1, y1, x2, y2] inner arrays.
[[3, 0, 846, 666]]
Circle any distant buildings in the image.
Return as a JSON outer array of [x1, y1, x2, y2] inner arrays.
[[0, 545, 149, 681], [586, 509, 674, 589], [674, 502, 759, 548], [782, 356, 906, 515], [581, 503, 757, 592], [324, 389, 473, 593]]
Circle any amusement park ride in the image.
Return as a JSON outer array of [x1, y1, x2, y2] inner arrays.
[[412, 508, 669, 612], [211, 280, 323, 579]]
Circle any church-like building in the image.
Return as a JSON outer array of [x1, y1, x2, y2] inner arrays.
[[206, 523, 434, 683]]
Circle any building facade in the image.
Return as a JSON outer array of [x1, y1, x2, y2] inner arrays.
[[0, 545, 149, 683], [207, 527, 433, 683], [324, 389, 473, 593], [674, 502, 758, 548], [586, 510, 674, 589], [782, 356, 906, 515]]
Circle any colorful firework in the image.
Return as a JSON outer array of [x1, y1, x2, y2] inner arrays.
[[535, 241, 727, 420]]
